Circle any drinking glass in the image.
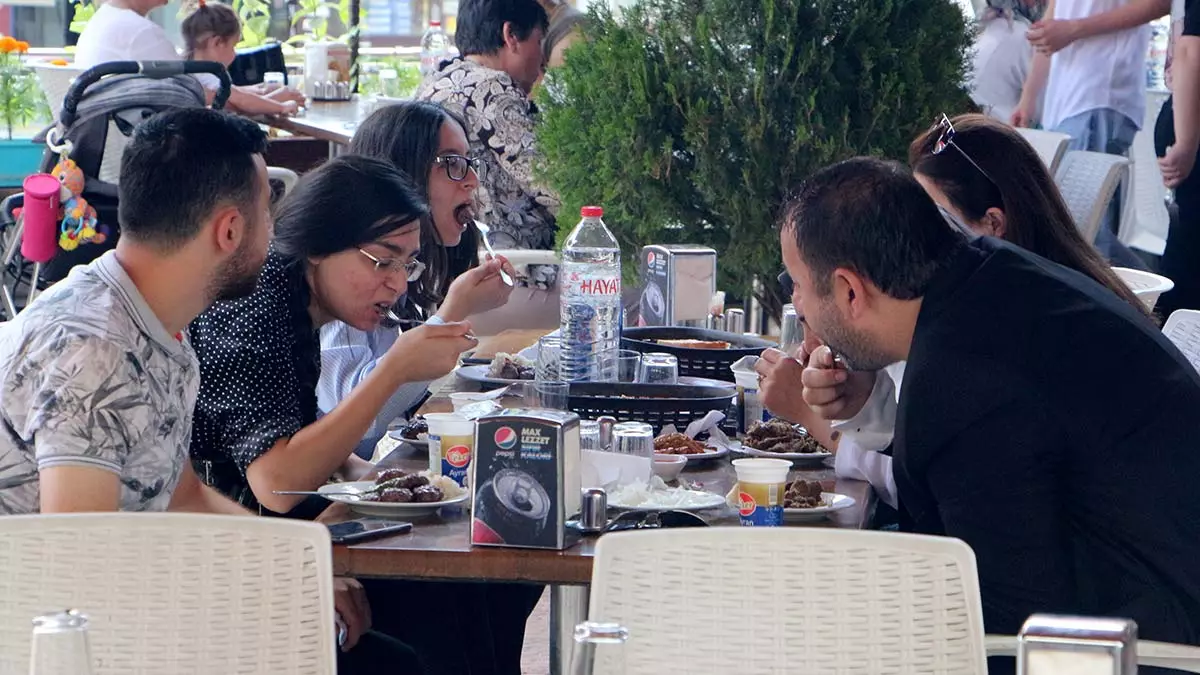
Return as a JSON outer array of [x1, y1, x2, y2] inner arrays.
[[29, 610, 94, 675], [569, 621, 629, 675], [637, 352, 679, 385], [378, 68, 399, 98], [611, 421, 654, 459], [779, 303, 801, 354], [615, 350, 641, 383], [533, 381, 570, 410], [537, 335, 562, 382], [262, 71, 286, 92], [580, 420, 601, 451]]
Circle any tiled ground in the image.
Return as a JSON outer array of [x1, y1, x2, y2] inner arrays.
[[521, 593, 551, 674]]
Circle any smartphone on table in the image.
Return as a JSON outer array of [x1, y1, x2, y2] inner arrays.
[[327, 518, 412, 544]]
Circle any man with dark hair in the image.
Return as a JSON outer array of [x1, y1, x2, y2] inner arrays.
[[782, 157, 1200, 650], [0, 107, 271, 515], [417, 0, 560, 291]]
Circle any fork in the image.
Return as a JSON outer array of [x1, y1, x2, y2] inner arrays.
[[473, 220, 514, 286]]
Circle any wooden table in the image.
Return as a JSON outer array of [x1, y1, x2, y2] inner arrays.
[[263, 99, 364, 153], [327, 329, 877, 673]]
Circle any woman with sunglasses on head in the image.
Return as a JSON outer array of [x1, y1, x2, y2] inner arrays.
[[319, 101, 515, 459], [757, 113, 1150, 513]]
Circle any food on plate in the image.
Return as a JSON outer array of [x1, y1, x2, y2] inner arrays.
[[655, 339, 731, 350], [359, 469, 460, 503], [412, 484, 445, 503], [744, 419, 827, 454], [609, 476, 721, 509], [487, 352, 535, 380], [784, 479, 824, 509], [377, 487, 415, 503], [397, 416, 428, 441], [654, 432, 710, 455]]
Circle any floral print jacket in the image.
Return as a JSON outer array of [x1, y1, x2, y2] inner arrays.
[[417, 57, 561, 288]]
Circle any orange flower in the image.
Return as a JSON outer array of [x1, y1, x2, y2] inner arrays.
[[0, 37, 17, 54], [16, 41, 29, 54]]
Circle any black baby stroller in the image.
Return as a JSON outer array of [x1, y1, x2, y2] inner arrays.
[[0, 60, 231, 319]]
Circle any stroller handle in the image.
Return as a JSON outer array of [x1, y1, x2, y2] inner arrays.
[[60, 61, 232, 128]]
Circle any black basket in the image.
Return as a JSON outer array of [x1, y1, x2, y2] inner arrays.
[[620, 327, 776, 382], [565, 382, 735, 432]]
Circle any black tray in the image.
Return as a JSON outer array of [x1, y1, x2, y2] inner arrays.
[[564, 382, 735, 432], [621, 327, 775, 382]]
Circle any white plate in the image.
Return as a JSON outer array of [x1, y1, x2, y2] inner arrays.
[[655, 444, 729, 462], [318, 481, 469, 519], [783, 492, 856, 522], [608, 489, 727, 512], [730, 440, 833, 464], [385, 430, 429, 448], [456, 364, 735, 390]]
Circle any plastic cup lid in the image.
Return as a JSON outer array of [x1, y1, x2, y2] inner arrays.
[[732, 457, 791, 482]]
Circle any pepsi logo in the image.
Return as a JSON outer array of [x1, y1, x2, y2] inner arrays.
[[446, 445, 471, 468], [737, 492, 757, 517], [647, 252, 656, 264], [494, 427, 518, 450]]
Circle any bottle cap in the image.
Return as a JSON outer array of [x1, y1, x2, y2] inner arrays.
[[430, 20, 442, 26], [580, 206, 603, 218]]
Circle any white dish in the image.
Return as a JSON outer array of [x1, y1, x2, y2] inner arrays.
[[385, 429, 429, 448], [318, 481, 469, 519], [608, 488, 726, 512], [655, 444, 729, 462], [783, 492, 856, 522], [730, 440, 833, 464]]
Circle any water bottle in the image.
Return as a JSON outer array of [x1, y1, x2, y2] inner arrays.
[[420, 21, 450, 78], [560, 206, 621, 382]]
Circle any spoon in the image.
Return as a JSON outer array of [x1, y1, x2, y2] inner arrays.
[[473, 220, 514, 286]]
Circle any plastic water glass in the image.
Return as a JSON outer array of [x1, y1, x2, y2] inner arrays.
[[29, 610, 94, 675], [616, 350, 641, 383], [611, 421, 654, 458], [537, 335, 562, 382], [532, 381, 570, 410], [263, 71, 286, 91], [569, 621, 629, 675], [580, 420, 601, 451], [638, 352, 678, 385], [779, 304, 801, 354]]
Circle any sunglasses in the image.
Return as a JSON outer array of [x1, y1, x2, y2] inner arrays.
[[434, 153, 481, 182], [930, 114, 1000, 191], [778, 271, 793, 297], [604, 509, 709, 532]]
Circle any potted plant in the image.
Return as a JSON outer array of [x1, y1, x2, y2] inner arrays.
[[0, 36, 48, 188], [536, 0, 976, 318]]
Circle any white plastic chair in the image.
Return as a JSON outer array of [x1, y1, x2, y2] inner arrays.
[[1113, 266, 1175, 312], [1055, 150, 1131, 244], [1163, 309, 1200, 373], [586, 529, 988, 674], [0, 513, 336, 675], [1016, 127, 1071, 174], [1119, 91, 1171, 256]]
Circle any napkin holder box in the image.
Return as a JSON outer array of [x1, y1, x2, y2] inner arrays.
[[637, 244, 717, 327], [471, 409, 581, 550]]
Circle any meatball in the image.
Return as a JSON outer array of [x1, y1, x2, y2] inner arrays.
[[376, 487, 414, 503], [412, 485, 444, 503], [395, 474, 429, 490], [376, 468, 409, 484]]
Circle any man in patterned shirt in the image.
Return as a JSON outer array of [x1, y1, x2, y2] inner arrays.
[[0, 108, 271, 515], [416, 0, 560, 290]]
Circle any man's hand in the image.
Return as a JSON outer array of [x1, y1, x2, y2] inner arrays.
[[1010, 99, 1038, 128], [754, 348, 810, 425], [1160, 144, 1198, 188], [332, 576, 371, 652], [1028, 18, 1083, 55], [801, 345, 877, 421]]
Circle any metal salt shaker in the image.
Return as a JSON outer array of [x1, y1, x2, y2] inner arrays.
[[1018, 614, 1138, 675], [597, 416, 616, 453], [578, 488, 608, 534]]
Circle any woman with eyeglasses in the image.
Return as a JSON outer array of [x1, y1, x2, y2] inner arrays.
[[757, 113, 1150, 515], [318, 101, 515, 459]]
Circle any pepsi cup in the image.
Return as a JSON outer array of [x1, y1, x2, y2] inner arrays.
[[732, 458, 790, 526]]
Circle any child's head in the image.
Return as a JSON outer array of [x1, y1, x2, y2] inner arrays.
[[182, 0, 241, 65]]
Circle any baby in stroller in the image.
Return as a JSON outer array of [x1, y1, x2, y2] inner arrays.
[[0, 61, 232, 316]]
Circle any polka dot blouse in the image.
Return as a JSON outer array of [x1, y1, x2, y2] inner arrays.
[[188, 246, 321, 512]]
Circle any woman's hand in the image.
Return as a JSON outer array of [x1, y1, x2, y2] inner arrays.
[[382, 321, 477, 382], [268, 86, 308, 106], [437, 256, 517, 322]]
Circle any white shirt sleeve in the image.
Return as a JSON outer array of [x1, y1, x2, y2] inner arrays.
[[317, 316, 441, 443], [830, 363, 904, 509], [834, 438, 899, 509]]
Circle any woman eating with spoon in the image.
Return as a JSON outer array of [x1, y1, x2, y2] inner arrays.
[[320, 101, 517, 459]]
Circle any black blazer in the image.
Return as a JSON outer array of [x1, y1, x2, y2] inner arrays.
[[894, 238, 1200, 645]]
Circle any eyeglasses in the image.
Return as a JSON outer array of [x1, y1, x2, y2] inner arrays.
[[930, 114, 1000, 190], [433, 153, 481, 182], [358, 248, 426, 281]]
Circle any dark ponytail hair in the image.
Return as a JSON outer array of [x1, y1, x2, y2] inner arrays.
[[349, 101, 480, 316], [909, 113, 1151, 319], [273, 155, 429, 267], [181, 0, 241, 59]]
